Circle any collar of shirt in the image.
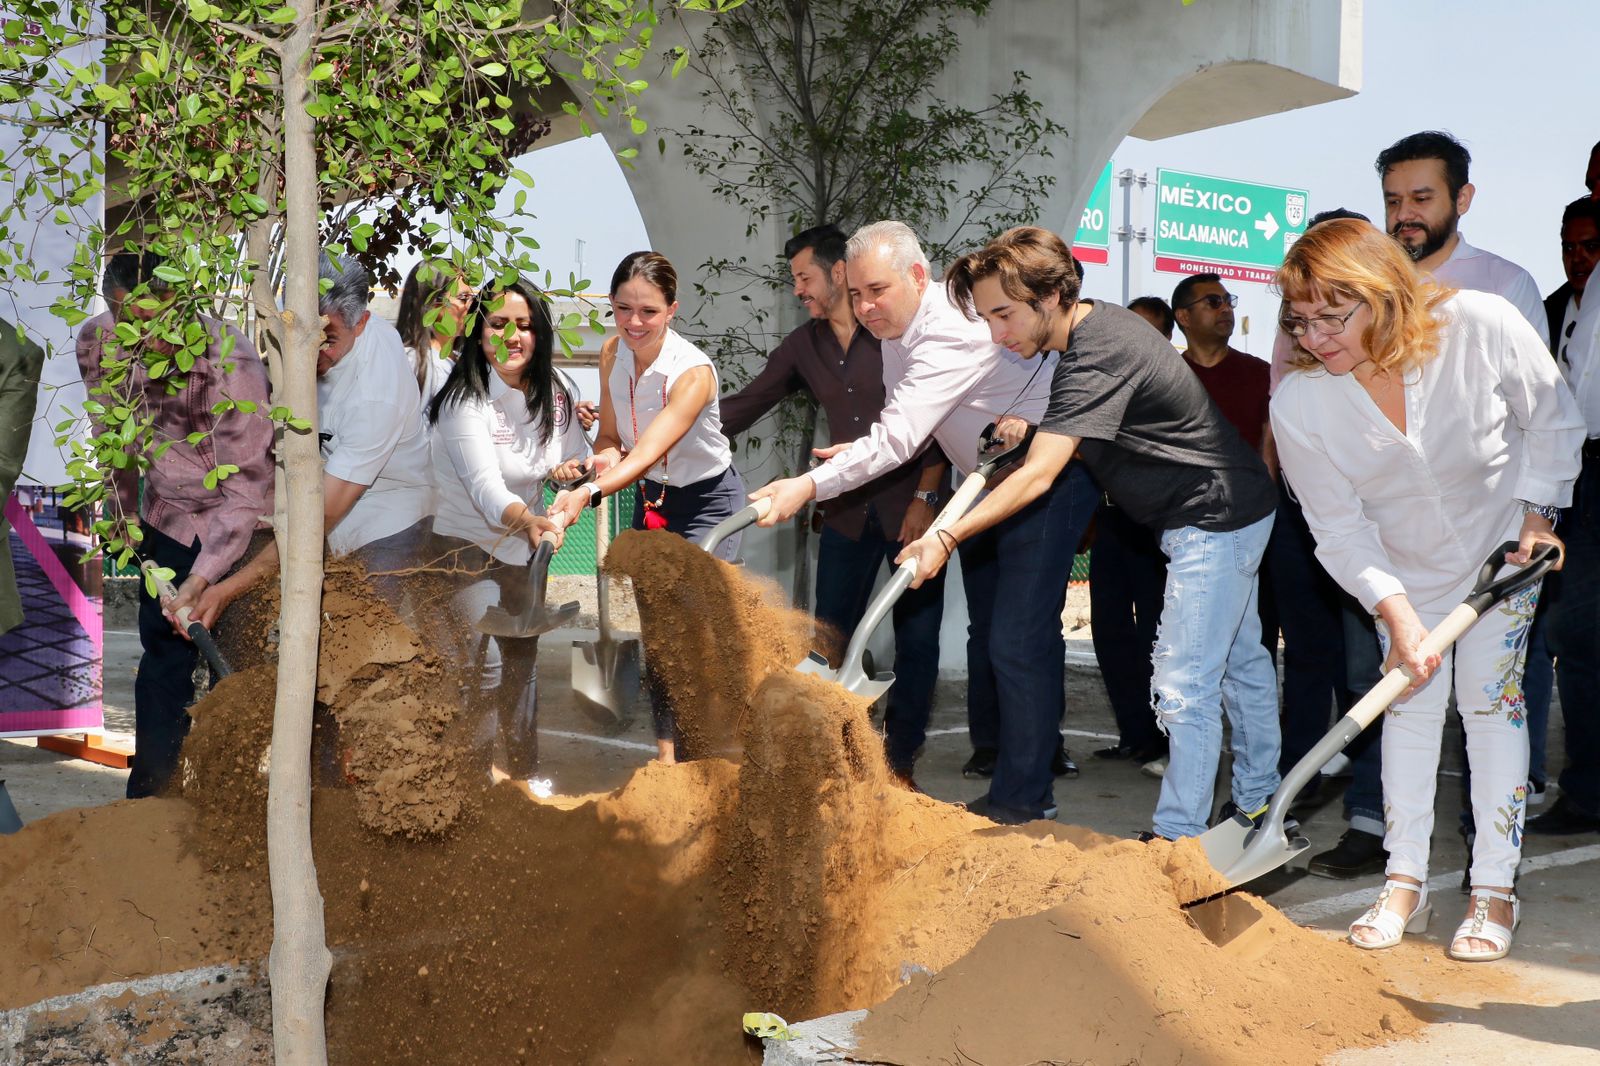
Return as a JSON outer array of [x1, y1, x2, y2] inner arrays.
[[620, 328, 692, 384], [1442, 233, 1482, 268]]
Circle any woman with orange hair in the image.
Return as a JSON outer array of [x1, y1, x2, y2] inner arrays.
[[1271, 218, 1584, 961]]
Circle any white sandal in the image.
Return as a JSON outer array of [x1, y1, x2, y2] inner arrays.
[[1449, 888, 1520, 962], [1349, 879, 1431, 950]]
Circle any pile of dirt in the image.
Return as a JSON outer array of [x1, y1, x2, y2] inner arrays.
[[0, 532, 1427, 1065]]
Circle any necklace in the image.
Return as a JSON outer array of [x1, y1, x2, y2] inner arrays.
[[627, 368, 670, 530]]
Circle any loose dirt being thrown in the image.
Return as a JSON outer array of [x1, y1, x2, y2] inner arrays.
[[0, 530, 1425, 1064]]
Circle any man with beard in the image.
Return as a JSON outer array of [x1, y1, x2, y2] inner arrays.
[[1378, 130, 1548, 345], [718, 224, 950, 789]]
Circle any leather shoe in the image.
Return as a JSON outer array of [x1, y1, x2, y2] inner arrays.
[[1052, 745, 1079, 778], [961, 748, 997, 779], [1526, 796, 1600, 836], [890, 767, 923, 794], [1093, 742, 1166, 762], [964, 794, 1057, 825], [1307, 828, 1387, 880]]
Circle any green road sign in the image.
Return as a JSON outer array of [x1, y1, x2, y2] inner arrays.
[[1153, 168, 1308, 284], [1073, 162, 1113, 265]]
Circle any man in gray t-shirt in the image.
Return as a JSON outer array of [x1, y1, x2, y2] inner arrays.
[[899, 226, 1281, 841]]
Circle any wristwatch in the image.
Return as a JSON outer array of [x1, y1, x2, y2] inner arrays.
[[582, 481, 604, 508], [1520, 501, 1560, 525], [912, 490, 940, 506]]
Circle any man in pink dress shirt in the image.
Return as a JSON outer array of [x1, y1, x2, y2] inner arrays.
[[76, 252, 275, 797]]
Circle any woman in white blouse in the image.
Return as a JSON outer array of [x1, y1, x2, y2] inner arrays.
[[548, 251, 744, 764], [1271, 219, 1584, 962], [428, 276, 590, 792], [399, 260, 474, 400]]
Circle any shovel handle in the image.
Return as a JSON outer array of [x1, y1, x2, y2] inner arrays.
[[140, 560, 233, 679], [699, 496, 771, 554], [1266, 542, 1556, 841], [831, 435, 1013, 688]]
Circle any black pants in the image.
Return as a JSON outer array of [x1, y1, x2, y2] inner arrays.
[[1266, 476, 1354, 772], [632, 466, 744, 746], [1088, 502, 1167, 754], [129, 526, 204, 798]]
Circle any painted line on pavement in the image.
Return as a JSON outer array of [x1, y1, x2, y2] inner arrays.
[[923, 726, 1120, 742], [1284, 842, 1600, 924], [540, 728, 658, 753]]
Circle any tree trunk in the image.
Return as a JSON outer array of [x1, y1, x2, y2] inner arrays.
[[267, 11, 333, 1065]]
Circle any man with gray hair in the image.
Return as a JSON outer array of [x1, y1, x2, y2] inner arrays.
[[195, 250, 431, 625], [74, 250, 275, 797], [750, 220, 1099, 825]]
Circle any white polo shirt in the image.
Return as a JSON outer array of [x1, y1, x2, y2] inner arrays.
[[609, 329, 732, 486], [1429, 234, 1549, 347], [808, 281, 1055, 499], [318, 314, 433, 556], [432, 372, 591, 565]]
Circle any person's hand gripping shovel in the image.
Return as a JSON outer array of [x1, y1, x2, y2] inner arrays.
[[793, 421, 1037, 701], [1190, 541, 1559, 901], [141, 560, 233, 679]]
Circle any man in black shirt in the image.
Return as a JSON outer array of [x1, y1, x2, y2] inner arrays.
[[899, 226, 1282, 840], [720, 224, 948, 786]]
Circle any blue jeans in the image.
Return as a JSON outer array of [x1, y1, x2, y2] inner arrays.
[[814, 507, 946, 773], [1150, 512, 1282, 840], [1547, 455, 1600, 815], [960, 462, 1098, 819]]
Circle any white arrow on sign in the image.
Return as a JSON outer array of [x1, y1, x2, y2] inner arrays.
[[1255, 212, 1280, 241]]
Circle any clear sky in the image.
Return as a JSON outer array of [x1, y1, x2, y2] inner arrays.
[[481, 0, 1595, 353]]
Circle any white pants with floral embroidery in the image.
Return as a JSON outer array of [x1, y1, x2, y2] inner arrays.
[[1377, 583, 1539, 888]]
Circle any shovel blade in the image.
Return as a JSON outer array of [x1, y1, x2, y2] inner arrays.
[[794, 650, 835, 679], [1194, 812, 1311, 894], [571, 636, 642, 730], [475, 600, 581, 639]]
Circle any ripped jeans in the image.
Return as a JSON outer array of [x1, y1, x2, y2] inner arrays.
[[1150, 513, 1281, 839]]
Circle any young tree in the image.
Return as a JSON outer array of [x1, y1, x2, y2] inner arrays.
[[0, 1, 737, 1061], [668, 0, 1066, 603]]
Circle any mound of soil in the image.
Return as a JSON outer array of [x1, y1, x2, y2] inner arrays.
[[0, 532, 1425, 1065]]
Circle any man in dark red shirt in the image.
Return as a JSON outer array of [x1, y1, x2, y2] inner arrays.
[[1171, 273, 1273, 462]]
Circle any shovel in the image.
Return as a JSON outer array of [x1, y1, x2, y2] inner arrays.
[[699, 496, 771, 556], [1195, 540, 1559, 893], [476, 513, 580, 639], [141, 560, 233, 679], [795, 422, 1038, 701], [571, 495, 642, 729]]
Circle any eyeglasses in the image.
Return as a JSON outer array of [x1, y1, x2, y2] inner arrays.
[[1182, 293, 1238, 311], [1280, 304, 1362, 338]]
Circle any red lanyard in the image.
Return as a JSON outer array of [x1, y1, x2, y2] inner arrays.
[[627, 370, 670, 526]]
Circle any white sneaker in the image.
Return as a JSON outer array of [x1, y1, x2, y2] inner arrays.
[[527, 777, 555, 799], [1320, 752, 1352, 778], [1141, 757, 1167, 779], [1527, 778, 1547, 806]]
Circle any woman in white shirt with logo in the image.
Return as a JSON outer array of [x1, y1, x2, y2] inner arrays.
[[1271, 219, 1584, 963], [428, 276, 589, 793], [548, 251, 744, 764]]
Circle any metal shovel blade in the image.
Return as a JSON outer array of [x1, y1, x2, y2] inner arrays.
[[476, 599, 580, 639], [0, 780, 21, 834], [794, 650, 896, 702], [1195, 813, 1311, 892], [571, 635, 642, 730]]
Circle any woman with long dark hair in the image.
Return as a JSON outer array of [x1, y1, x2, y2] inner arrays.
[[428, 276, 588, 793], [548, 250, 743, 764], [399, 260, 474, 399]]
